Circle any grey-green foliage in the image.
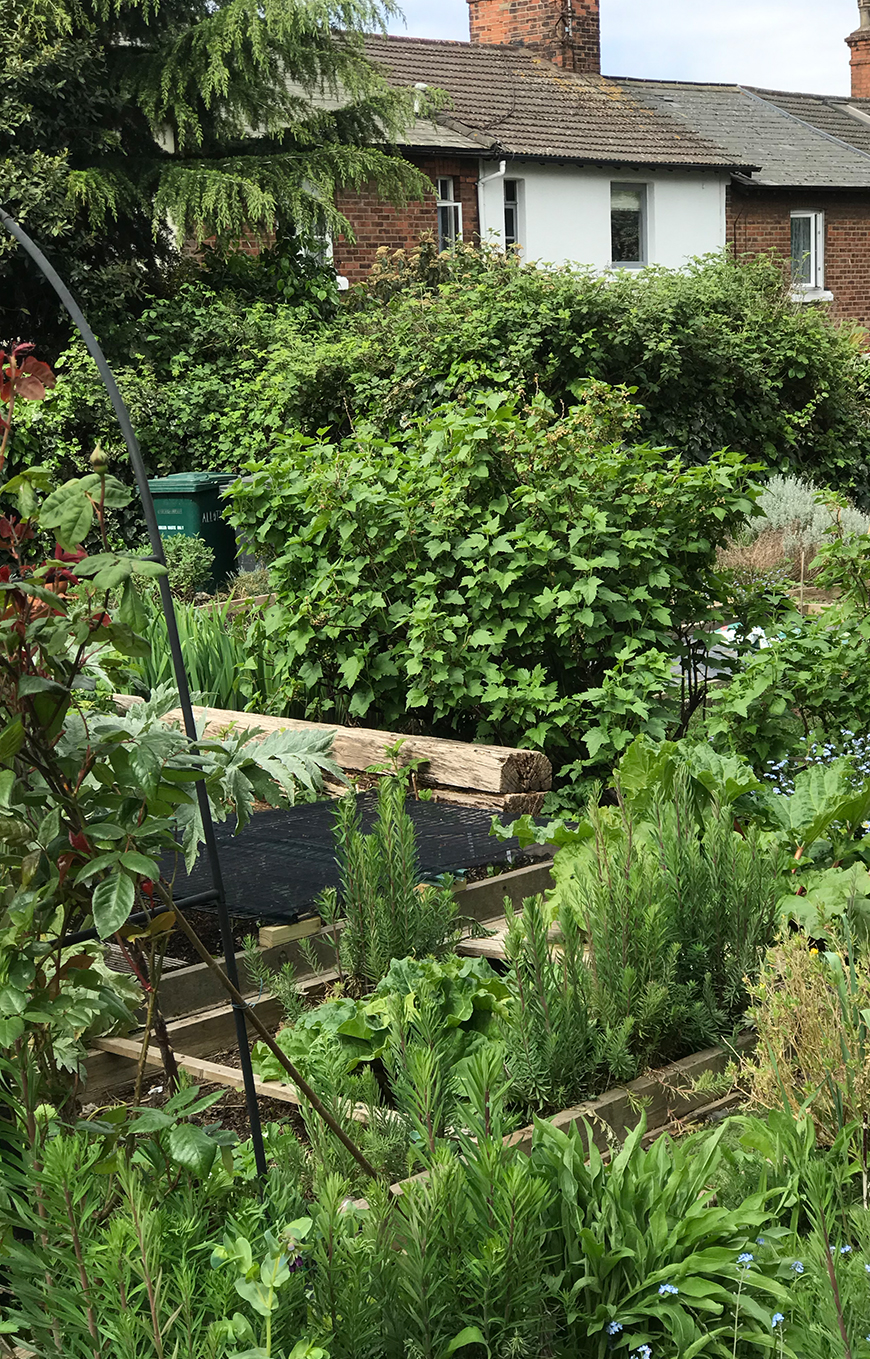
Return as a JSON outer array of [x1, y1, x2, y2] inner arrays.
[[751, 474, 867, 556], [321, 776, 461, 989], [501, 895, 603, 1117], [549, 777, 782, 1078]]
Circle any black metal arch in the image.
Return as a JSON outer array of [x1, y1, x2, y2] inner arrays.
[[0, 208, 267, 1176]]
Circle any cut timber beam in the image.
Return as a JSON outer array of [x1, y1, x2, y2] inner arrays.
[[158, 704, 552, 795]]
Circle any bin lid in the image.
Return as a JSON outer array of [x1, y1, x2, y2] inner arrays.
[[147, 472, 229, 493]]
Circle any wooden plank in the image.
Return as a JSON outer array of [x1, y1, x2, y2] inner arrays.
[[391, 1035, 755, 1194], [458, 920, 511, 961], [157, 705, 552, 795], [259, 916, 322, 949], [85, 971, 339, 1094], [91, 1034, 368, 1121], [155, 861, 555, 1018], [503, 1032, 756, 1156]]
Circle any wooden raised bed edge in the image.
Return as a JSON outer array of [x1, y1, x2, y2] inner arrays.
[[155, 859, 556, 1019], [390, 1032, 755, 1194], [83, 861, 556, 1094]]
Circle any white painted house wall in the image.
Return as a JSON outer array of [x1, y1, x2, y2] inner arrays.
[[477, 160, 728, 269]]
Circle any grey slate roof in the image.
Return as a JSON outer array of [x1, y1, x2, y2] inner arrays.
[[617, 78, 870, 189], [363, 34, 747, 170]]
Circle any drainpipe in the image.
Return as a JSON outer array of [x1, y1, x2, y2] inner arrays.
[[477, 159, 506, 243]]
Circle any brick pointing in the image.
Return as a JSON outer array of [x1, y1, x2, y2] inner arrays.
[[847, 27, 870, 98], [467, 0, 600, 72], [727, 182, 870, 328], [333, 156, 481, 283]]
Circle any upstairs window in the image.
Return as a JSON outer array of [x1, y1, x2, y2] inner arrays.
[[436, 177, 462, 252], [611, 183, 647, 266], [504, 179, 522, 248], [791, 211, 825, 292]]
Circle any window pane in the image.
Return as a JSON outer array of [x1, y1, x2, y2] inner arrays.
[[437, 178, 453, 202], [791, 216, 813, 285], [438, 204, 459, 252], [504, 179, 518, 203], [505, 204, 518, 246], [611, 186, 644, 263]]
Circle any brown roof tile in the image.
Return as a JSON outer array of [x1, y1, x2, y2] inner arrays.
[[364, 34, 746, 170]]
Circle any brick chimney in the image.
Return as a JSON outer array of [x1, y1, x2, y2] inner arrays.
[[467, 0, 601, 73], [847, 0, 870, 97]]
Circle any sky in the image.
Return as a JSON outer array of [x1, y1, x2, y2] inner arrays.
[[387, 0, 862, 96]]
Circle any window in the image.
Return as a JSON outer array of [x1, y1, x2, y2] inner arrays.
[[611, 184, 647, 266], [504, 179, 522, 249], [436, 177, 462, 252], [791, 211, 825, 292]]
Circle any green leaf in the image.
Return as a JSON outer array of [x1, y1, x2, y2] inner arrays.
[[0, 718, 24, 762], [0, 1016, 25, 1046], [92, 872, 135, 938], [168, 1122, 218, 1176]]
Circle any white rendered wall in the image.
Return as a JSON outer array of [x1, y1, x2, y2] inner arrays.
[[477, 160, 727, 270]]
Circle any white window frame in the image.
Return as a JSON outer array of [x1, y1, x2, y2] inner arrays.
[[610, 182, 649, 268], [790, 211, 831, 300], [436, 177, 463, 253], [503, 178, 524, 251]]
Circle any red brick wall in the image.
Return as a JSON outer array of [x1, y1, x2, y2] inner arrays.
[[467, 0, 600, 71], [727, 183, 870, 328], [333, 156, 481, 284]]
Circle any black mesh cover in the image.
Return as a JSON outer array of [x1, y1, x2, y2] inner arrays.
[[163, 796, 529, 922]]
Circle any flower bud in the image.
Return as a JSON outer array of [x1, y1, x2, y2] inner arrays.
[[90, 443, 109, 471]]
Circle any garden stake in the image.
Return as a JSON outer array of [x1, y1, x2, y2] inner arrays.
[[167, 895, 379, 1179], [0, 205, 268, 1176]]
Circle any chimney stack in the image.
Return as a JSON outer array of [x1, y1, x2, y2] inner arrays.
[[467, 0, 601, 73], [847, 0, 870, 97]]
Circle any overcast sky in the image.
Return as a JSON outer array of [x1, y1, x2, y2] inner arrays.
[[387, 1, 861, 96]]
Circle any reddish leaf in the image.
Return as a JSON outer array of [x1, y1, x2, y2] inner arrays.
[[68, 830, 91, 854], [15, 359, 56, 402]]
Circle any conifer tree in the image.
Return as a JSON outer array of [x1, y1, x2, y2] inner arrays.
[[1, 0, 428, 343]]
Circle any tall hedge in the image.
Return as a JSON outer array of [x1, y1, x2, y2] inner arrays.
[[13, 249, 870, 507]]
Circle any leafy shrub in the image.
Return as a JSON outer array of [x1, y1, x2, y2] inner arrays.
[[228, 388, 757, 769], [159, 533, 214, 600], [326, 249, 870, 503], [14, 251, 870, 551]]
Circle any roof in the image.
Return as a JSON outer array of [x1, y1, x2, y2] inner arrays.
[[616, 78, 870, 189], [362, 34, 748, 171]]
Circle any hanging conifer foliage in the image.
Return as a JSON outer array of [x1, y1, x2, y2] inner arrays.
[[0, 0, 430, 345]]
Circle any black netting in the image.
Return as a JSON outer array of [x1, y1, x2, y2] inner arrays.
[[163, 795, 531, 922]]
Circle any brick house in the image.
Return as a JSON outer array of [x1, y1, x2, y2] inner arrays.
[[332, 0, 870, 327]]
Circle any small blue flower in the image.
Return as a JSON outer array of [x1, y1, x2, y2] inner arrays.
[[865, 1263, 870, 1274], [737, 1253, 754, 1267], [791, 1261, 805, 1274], [756, 1237, 766, 1245], [659, 1283, 679, 1296], [771, 1313, 785, 1329], [606, 1322, 623, 1335], [841, 1245, 853, 1255], [634, 1349, 652, 1359]]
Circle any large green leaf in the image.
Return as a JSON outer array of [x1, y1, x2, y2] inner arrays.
[[167, 1122, 218, 1176], [92, 871, 135, 937]]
